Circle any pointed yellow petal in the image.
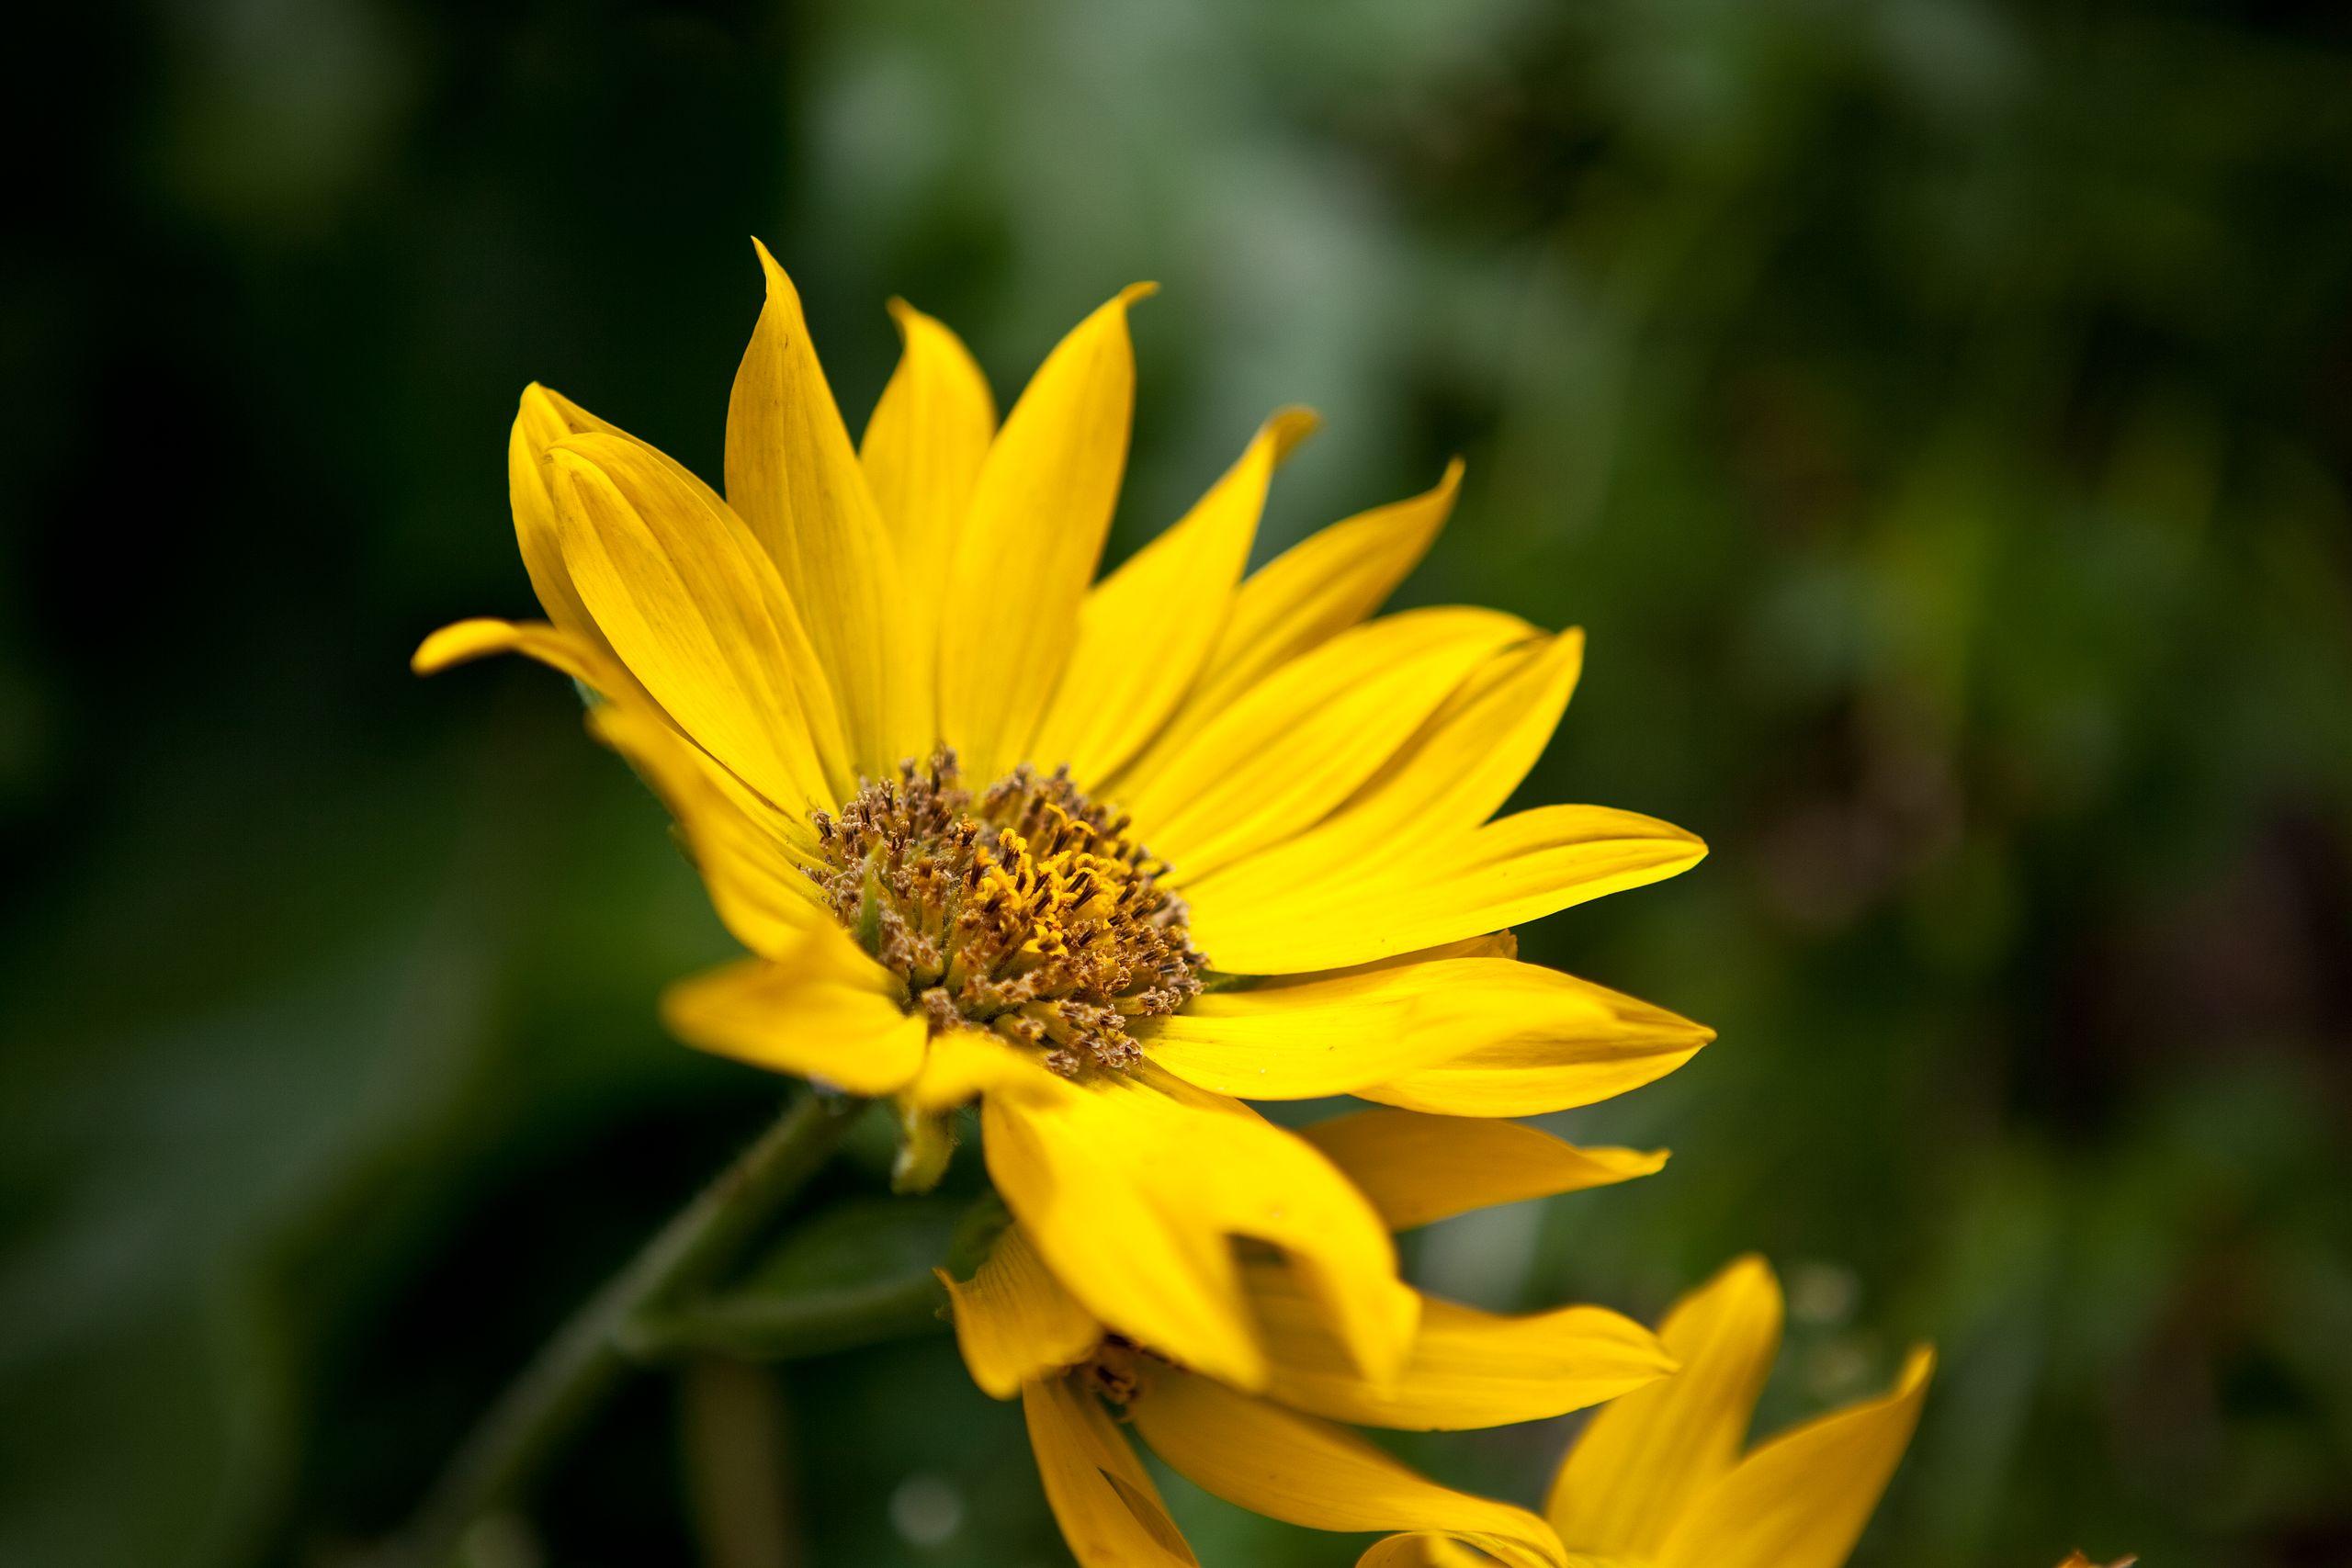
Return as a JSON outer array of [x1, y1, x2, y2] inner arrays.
[[1022, 1379, 1200, 1568], [584, 698, 829, 958], [1205, 627, 1587, 897], [1245, 1261, 1675, 1430], [1147, 956, 1699, 1108], [660, 930, 925, 1095], [1187, 804, 1707, 975], [982, 1068, 1415, 1392], [509, 384, 628, 647], [1030, 409, 1317, 786], [942, 1224, 1102, 1399], [1129, 1369, 1566, 1568], [860, 298, 996, 740], [936, 286, 1150, 780], [548, 431, 853, 813], [728, 242, 914, 773], [1300, 1110, 1668, 1232], [1125, 609, 1532, 882], [1359, 974, 1713, 1119], [1143, 460, 1460, 763], [1546, 1257, 1785, 1560], [1657, 1348, 1934, 1568]]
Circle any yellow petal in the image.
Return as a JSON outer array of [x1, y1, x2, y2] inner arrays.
[[509, 383, 628, 648], [981, 1067, 1415, 1392], [1030, 409, 1317, 787], [548, 432, 854, 814], [1245, 1261, 1675, 1430], [1187, 804, 1707, 975], [727, 242, 915, 773], [1299, 1110, 1668, 1232], [1359, 975, 1713, 1119], [1355, 1538, 1542, 1568], [412, 617, 619, 691], [1129, 1368, 1566, 1568], [659, 930, 925, 1095], [1137, 966, 1487, 1102], [1125, 609, 1532, 882], [1145, 460, 1462, 764], [584, 698, 828, 957], [1147, 956, 1698, 1107], [936, 285, 1151, 781], [860, 298, 996, 740], [1022, 1378, 1199, 1568], [941, 1224, 1102, 1399], [1204, 627, 1587, 896], [1546, 1256, 1784, 1560], [898, 1025, 1051, 1114], [1657, 1347, 1934, 1568]]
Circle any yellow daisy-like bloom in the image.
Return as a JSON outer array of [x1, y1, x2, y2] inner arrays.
[[417, 246, 1711, 1391], [944, 1114, 1682, 1568], [1536, 1256, 1935, 1568]]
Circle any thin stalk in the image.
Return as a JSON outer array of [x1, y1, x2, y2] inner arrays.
[[622, 1269, 949, 1362], [381, 1092, 865, 1568]]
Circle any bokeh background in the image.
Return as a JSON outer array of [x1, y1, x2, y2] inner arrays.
[[8, 1, 2351, 1564]]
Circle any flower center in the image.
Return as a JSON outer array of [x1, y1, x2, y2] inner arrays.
[[808, 750, 1206, 1076]]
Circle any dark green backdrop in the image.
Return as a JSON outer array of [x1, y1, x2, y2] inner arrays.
[[7, 1, 2350, 1564]]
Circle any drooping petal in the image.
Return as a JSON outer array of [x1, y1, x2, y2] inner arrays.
[[1022, 1378, 1199, 1568], [660, 928, 926, 1096], [936, 286, 1150, 781], [1299, 1110, 1667, 1232], [981, 1066, 1415, 1393], [1656, 1348, 1934, 1568], [412, 616, 621, 692], [1186, 804, 1706, 975], [860, 298, 996, 737], [1546, 1257, 1784, 1561], [1142, 460, 1462, 765], [1123, 609, 1532, 882], [1146, 957, 1697, 1107], [1244, 1261, 1674, 1430], [1030, 409, 1317, 788], [1128, 1368, 1567, 1568], [548, 432, 854, 813], [941, 1224, 1102, 1399], [897, 1026, 1048, 1114], [1357, 976, 1713, 1120], [727, 242, 915, 773], [584, 697, 828, 959]]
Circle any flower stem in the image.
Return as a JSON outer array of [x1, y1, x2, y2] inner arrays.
[[621, 1268, 948, 1362], [382, 1092, 865, 1568]]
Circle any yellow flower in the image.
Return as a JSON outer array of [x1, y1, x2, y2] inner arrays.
[[416, 246, 1710, 1391], [942, 1118, 1683, 1568], [1542, 1256, 1934, 1568]]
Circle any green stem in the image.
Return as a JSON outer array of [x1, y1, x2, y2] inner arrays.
[[382, 1092, 865, 1568], [622, 1269, 949, 1362]]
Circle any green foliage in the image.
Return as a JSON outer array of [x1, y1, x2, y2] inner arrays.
[[7, 1, 2350, 1565]]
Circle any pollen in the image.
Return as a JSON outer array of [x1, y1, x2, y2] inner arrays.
[[808, 750, 1206, 1076]]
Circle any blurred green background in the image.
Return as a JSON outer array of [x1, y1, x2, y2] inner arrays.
[[7, 0, 2350, 1564]]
